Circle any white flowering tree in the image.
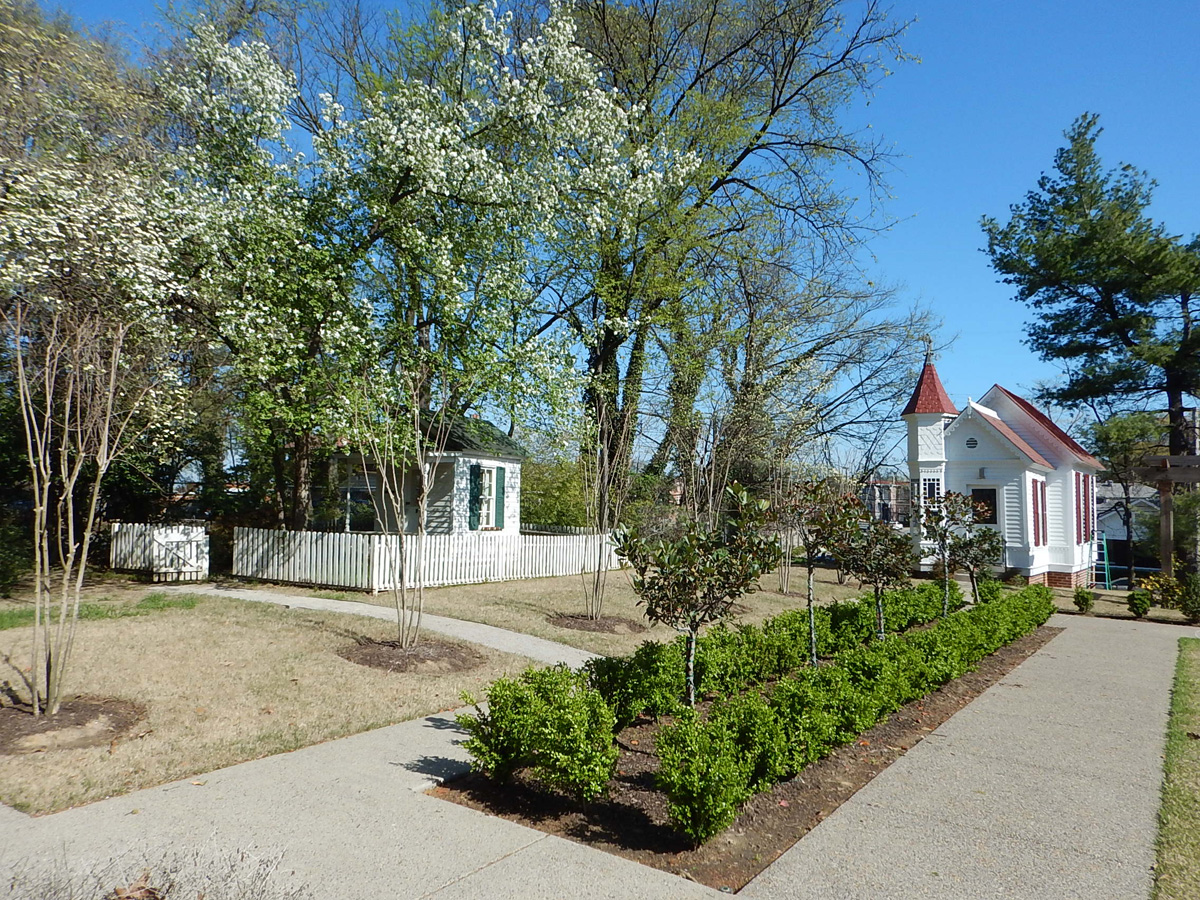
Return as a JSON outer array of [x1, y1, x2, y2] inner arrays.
[[0, 163, 191, 715], [324, 0, 681, 421], [0, 4, 200, 716], [159, 23, 367, 530]]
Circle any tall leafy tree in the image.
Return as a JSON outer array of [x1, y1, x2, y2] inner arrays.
[[523, 0, 911, 523], [982, 114, 1200, 457]]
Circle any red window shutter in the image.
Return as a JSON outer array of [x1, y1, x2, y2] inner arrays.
[[1087, 475, 1094, 542], [1032, 481, 1040, 547], [1041, 481, 1048, 547], [1080, 475, 1089, 547]]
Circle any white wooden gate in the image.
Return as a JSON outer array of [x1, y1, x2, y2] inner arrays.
[[111, 522, 209, 583]]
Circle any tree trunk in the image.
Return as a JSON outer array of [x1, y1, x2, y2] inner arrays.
[[941, 547, 950, 615], [807, 565, 818, 666], [270, 437, 288, 528], [874, 587, 885, 641], [1122, 488, 1136, 588], [685, 629, 697, 708], [290, 429, 314, 531]]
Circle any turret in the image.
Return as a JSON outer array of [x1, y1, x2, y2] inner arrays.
[[902, 358, 958, 554]]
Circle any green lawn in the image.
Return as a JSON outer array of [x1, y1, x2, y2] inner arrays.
[[1154, 637, 1200, 900], [0, 592, 197, 630]]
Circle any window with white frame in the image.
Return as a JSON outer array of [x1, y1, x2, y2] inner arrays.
[[480, 466, 496, 528], [922, 477, 942, 501]]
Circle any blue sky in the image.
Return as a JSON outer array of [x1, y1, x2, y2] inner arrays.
[[63, 0, 1200, 415]]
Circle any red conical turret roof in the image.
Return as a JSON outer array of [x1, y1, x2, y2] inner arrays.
[[902, 361, 958, 416]]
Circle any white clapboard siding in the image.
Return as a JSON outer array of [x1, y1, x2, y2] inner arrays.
[[110, 522, 209, 583], [232, 527, 619, 592]]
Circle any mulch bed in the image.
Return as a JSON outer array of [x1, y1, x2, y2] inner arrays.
[[0, 697, 146, 755], [548, 614, 647, 635], [433, 624, 1064, 892], [339, 637, 485, 674]]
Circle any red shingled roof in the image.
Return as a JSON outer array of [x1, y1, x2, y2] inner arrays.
[[902, 362, 958, 416], [991, 386, 1102, 468]]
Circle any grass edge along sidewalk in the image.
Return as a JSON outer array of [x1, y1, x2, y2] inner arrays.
[[1154, 637, 1200, 900]]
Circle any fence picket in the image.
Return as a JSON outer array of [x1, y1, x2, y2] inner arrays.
[[230, 526, 618, 591]]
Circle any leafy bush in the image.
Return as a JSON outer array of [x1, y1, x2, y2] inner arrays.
[[655, 711, 752, 844], [458, 664, 618, 801], [1142, 572, 1181, 609], [585, 641, 683, 730], [1127, 588, 1152, 618], [707, 691, 788, 792], [1073, 585, 1096, 613], [976, 576, 1002, 603], [1180, 574, 1200, 625]]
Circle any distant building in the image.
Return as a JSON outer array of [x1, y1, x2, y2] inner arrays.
[[903, 360, 1103, 587], [860, 479, 911, 525]]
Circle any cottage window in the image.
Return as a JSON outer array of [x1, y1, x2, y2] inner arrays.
[[480, 467, 495, 526], [468, 464, 507, 530], [922, 477, 941, 501]]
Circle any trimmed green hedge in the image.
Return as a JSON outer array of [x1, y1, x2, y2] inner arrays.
[[654, 584, 1055, 842], [454, 583, 1048, 844], [587, 581, 965, 727]]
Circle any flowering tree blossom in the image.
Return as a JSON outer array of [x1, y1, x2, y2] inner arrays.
[[0, 159, 191, 715]]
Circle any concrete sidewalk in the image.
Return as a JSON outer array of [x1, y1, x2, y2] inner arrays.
[[0, 613, 1187, 898], [741, 614, 1189, 900], [167, 582, 600, 670]]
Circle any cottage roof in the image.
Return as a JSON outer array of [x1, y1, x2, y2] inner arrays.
[[423, 413, 527, 459], [988, 386, 1102, 469], [902, 361, 958, 416]]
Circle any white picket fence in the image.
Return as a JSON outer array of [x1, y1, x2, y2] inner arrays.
[[110, 522, 209, 582], [232, 526, 621, 592]]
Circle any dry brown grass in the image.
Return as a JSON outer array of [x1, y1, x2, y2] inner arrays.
[[0, 596, 531, 815], [237, 566, 870, 657]]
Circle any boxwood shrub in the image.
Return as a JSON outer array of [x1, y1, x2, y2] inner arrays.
[[591, 580, 966, 716], [457, 664, 619, 802], [655, 585, 1054, 843]]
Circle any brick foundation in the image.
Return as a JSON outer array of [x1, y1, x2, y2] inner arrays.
[[1046, 569, 1091, 589], [1025, 570, 1090, 588]]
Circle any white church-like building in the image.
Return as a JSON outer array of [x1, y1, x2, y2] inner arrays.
[[903, 359, 1102, 587]]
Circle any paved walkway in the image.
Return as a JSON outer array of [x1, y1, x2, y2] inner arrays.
[[167, 582, 600, 670], [0, 612, 1189, 899], [741, 614, 1189, 900]]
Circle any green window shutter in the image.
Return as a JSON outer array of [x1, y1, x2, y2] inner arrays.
[[468, 464, 482, 531], [495, 467, 505, 529]]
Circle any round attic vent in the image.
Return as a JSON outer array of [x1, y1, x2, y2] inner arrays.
[[965, 437, 979, 449]]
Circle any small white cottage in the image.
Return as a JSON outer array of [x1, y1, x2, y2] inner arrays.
[[902, 360, 1102, 587], [341, 416, 524, 535]]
